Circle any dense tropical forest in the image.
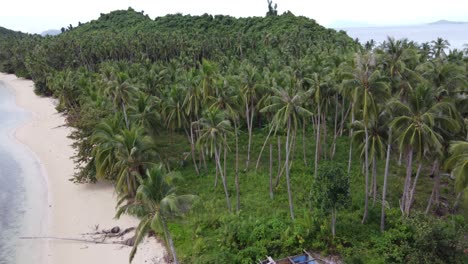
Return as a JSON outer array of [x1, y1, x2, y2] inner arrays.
[[1, 5, 467, 263]]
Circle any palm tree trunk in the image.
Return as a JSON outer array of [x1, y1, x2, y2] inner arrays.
[[214, 140, 231, 211], [331, 208, 336, 238], [245, 100, 254, 170], [161, 217, 179, 264], [276, 136, 281, 182], [255, 125, 275, 171], [314, 105, 321, 178], [302, 119, 307, 166], [372, 152, 377, 206], [189, 122, 199, 176], [331, 97, 339, 159], [269, 142, 274, 199], [285, 116, 295, 220], [406, 162, 422, 216], [223, 134, 227, 183], [122, 102, 129, 129], [425, 159, 440, 214], [381, 129, 392, 231], [235, 121, 240, 212], [362, 124, 370, 224], [347, 104, 355, 176], [401, 147, 413, 215], [322, 112, 327, 160], [214, 147, 219, 188]]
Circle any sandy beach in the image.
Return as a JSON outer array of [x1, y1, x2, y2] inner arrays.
[[0, 73, 166, 264]]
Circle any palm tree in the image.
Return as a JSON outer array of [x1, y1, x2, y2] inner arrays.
[[240, 63, 262, 170], [431, 38, 450, 58], [116, 165, 197, 263], [91, 114, 125, 181], [194, 109, 233, 211], [343, 51, 389, 223], [445, 141, 468, 200], [104, 71, 137, 129], [261, 76, 313, 220], [390, 85, 459, 216], [113, 126, 157, 197]]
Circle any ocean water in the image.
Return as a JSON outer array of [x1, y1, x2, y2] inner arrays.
[[339, 24, 468, 50], [0, 81, 47, 264]]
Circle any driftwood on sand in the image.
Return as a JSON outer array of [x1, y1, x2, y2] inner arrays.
[[20, 226, 136, 247]]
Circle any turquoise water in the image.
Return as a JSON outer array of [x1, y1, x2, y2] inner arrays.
[[339, 24, 468, 50], [0, 81, 47, 263]]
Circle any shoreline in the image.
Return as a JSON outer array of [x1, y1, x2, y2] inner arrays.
[[0, 73, 166, 264]]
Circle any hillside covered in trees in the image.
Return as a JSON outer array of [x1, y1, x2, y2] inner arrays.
[[1, 6, 467, 263]]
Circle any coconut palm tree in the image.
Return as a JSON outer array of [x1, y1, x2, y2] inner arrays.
[[240, 63, 262, 170], [390, 85, 459, 216], [343, 51, 389, 223], [104, 71, 137, 129], [116, 165, 197, 263], [445, 141, 468, 200], [194, 109, 233, 211], [113, 126, 157, 197], [260, 75, 313, 220]]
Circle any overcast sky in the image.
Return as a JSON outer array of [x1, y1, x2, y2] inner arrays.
[[1, 0, 468, 33]]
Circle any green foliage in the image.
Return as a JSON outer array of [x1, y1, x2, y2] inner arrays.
[[311, 162, 350, 212], [1, 7, 467, 264]]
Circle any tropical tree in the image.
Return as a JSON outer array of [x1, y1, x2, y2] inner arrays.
[[343, 51, 389, 223], [116, 165, 197, 263], [104, 71, 137, 129], [390, 85, 459, 216], [311, 163, 350, 238], [261, 75, 313, 220], [445, 141, 468, 202], [194, 109, 233, 211]]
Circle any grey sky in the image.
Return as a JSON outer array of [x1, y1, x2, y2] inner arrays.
[[1, 0, 468, 33]]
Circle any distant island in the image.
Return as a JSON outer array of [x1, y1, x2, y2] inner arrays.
[[40, 29, 61, 36], [429, 20, 468, 25]]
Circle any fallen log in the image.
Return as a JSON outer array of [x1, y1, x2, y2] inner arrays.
[[19, 236, 133, 246]]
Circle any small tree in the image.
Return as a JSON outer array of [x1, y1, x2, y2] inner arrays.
[[311, 163, 350, 238]]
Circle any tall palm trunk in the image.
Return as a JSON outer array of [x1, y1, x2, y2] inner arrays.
[[331, 208, 337, 238], [406, 162, 422, 216], [189, 122, 199, 175], [302, 120, 307, 165], [322, 112, 327, 160], [401, 147, 413, 214], [381, 128, 392, 231], [331, 97, 339, 159], [347, 104, 355, 176], [269, 142, 274, 199], [245, 100, 254, 170], [314, 105, 321, 178], [122, 102, 129, 129], [161, 217, 179, 264], [372, 152, 377, 206], [234, 122, 240, 212], [255, 125, 275, 171], [285, 116, 295, 220], [276, 136, 281, 183], [214, 140, 231, 211], [362, 124, 370, 224], [425, 159, 440, 214]]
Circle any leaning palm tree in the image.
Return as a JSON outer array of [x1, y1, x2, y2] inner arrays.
[[390, 84, 460, 216], [116, 165, 197, 263], [260, 75, 313, 220]]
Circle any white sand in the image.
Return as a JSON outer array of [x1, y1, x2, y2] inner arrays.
[[0, 73, 167, 264]]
